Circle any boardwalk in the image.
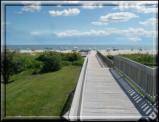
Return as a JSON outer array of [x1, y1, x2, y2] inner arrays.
[[68, 51, 141, 121]]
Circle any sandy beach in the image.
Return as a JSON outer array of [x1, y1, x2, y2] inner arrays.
[[18, 49, 157, 56], [99, 49, 157, 56], [19, 49, 73, 53]]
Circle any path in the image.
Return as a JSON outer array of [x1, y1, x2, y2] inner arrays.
[[68, 51, 141, 121]]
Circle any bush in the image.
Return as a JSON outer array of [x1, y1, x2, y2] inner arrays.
[[36, 52, 62, 73], [12, 59, 25, 74], [68, 52, 81, 62], [3, 51, 83, 77], [41, 56, 61, 73], [32, 61, 44, 75], [72, 59, 84, 66], [61, 52, 81, 62], [12, 53, 37, 72]]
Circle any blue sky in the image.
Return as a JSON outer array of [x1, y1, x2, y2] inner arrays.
[[5, 1, 157, 46]]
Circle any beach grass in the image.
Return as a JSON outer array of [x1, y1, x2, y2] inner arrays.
[[6, 65, 81, 117], [119, 53, 157, 67]]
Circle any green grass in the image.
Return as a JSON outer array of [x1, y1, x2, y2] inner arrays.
[[6, 65, 81, 117], [119, 53, 157, 67]]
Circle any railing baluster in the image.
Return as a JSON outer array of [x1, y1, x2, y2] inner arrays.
[[113, 56, 156, 103], [96, 51, 156, 103]]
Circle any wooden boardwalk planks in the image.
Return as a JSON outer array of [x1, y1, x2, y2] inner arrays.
[[80, 51, 141, 120]]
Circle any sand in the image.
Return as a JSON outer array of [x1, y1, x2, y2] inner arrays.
[[99, 49, 157, 56], [18, 49, 156, 56]]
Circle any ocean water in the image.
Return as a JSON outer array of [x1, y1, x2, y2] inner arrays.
[[6, 44, 155, 50]]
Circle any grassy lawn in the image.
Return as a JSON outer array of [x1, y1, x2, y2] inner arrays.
[[119, 53, 157, 67], [6, 65, 81, 117]]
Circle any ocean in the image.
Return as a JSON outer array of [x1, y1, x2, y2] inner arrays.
[[6, 44, 155, 50]]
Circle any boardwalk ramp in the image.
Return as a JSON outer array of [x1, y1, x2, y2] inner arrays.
[[66, 51, 141, 121]]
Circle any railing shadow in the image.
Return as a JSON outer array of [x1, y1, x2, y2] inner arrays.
[[110, 68, 157, 121], [60, 89, 75, 118]]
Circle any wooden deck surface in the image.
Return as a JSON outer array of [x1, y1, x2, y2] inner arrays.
[[79, 51, 141, 120]]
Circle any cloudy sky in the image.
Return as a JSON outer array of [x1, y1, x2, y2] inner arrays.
[[5, 1, 157, 46]]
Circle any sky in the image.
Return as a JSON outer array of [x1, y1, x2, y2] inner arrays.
[[4, 1, 158, 47]]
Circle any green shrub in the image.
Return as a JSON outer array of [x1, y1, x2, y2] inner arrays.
[[4, 51, 83, 77], [72, 59, 84, 66], [32, 61, 44, 75], [68, 52, 81, 62], [41, 56, 61, 73], [12, 53, 37, 72], [61, 52, 81, 62], [36, 52, 62, 73], [12, 59, 25, 73]]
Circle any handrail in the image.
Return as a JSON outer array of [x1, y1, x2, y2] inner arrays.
[[97, 51, 114, 67], [96, 52, 157, 103], [113, 56, 157, 103], [68, 56, 88, 121]]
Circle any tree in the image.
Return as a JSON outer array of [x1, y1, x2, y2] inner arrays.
[[1, 50, 15, 83]]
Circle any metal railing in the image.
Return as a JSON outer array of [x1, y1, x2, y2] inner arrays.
[[113, 56, 157, 102], [96, 52, 157, 102], [97, 51, 114, 67]]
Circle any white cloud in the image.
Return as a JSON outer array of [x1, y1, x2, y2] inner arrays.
[[30, 30, 52, 36], [54, 28, 155, 40], [140, 18, 157, 26], [100, 12, 138, 23], [22, 4, 41, 12], [128, 37, 141, 42], [55, 29, 110, 37], [49, 8, 80, 16], [82, 3, 103, 9], [18, 1, 41, 13], [121, 27, 155, 38], [92, 12, 138, 25]]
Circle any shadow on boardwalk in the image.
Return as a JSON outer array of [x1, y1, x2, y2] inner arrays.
[[110, 68, 157, 121]]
